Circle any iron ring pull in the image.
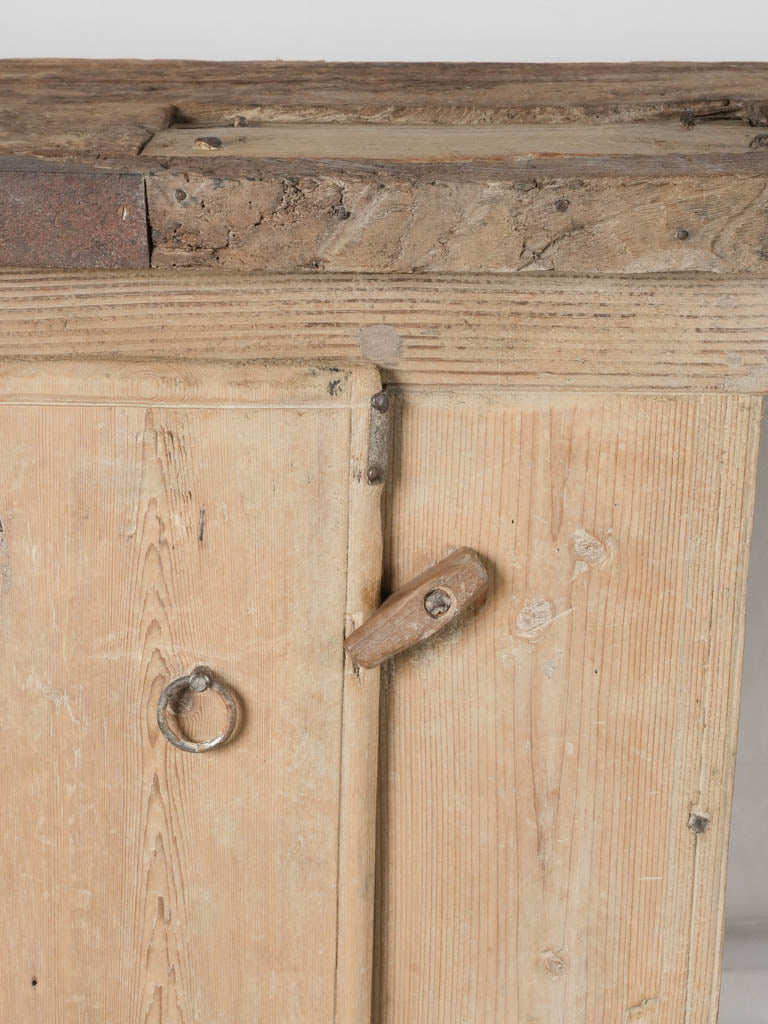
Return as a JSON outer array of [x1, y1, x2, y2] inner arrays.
[[156, 665, 237, 753]]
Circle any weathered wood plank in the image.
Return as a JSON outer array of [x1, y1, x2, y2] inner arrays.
[[2, 60, 768, 164], [144, 122, 764, 161], [144, 168, 768, 273], [140, 122, 768, 277], [0, 358, 382, 1023], [375, 387, 760, 1024], [2, 270, 768, 392], [4, 61, 768, 272]]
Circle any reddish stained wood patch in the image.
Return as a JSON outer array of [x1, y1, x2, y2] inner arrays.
[[0, 161, 149, 269]]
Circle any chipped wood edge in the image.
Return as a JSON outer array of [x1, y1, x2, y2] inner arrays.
[[3, 59, 768, 166]]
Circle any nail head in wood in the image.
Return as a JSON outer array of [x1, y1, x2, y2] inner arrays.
[[424, 588, 453, 618], [371, 390, 390, 413], [344, 547, 488, 668], [188, 665, 213, 692]]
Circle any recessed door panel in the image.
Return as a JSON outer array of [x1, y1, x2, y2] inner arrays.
[[0, 360, 382, 1024]]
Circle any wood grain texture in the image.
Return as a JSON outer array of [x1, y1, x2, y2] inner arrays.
[[145, 168, 768, 274], [144, 121, 763, 161], [0, 358, 382, 1023], [2, 60, 768, 163], [3, 62, 768, 272], [345, 546, 488, 668], [375, 388, 760, 1024], [3, 270, 768, 392]]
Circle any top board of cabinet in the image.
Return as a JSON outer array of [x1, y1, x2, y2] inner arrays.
[[3, 60, 768, 273]]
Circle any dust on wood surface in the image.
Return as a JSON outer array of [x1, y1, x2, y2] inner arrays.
[[143, 167, 768, 274]]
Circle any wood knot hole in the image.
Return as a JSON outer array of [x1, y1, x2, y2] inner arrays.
[[541, 949, 567, 975], [687, 811, 711, 834]]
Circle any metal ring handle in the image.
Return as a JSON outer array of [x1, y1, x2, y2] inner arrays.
[[156, 665, 237, 753]]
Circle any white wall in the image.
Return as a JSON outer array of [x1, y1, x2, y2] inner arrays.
[[1, 0, 768, 61]]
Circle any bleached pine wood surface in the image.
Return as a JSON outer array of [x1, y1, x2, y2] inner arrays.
[[376, 388, 760, 1024], [0, 359, 382, 1023]]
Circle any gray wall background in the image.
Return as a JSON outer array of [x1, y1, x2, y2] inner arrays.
[[721, 409, 768, 1021]]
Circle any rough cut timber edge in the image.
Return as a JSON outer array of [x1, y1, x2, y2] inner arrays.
[[2, 61, 768, 271], [4, 61, 768, 157]]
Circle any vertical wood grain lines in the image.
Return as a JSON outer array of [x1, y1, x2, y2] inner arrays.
[[374, 390, 760, 1024], [0, 362, 382, 1023]]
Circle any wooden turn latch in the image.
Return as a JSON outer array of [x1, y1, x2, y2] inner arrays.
[[344, 547, 488, 668]]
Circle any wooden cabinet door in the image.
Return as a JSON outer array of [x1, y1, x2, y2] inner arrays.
[[376, 388, 760, 1024], [0, 359, 382, 1024]]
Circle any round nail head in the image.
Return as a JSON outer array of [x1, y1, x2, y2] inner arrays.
[[424, 588, 453, 618], [371, 391, 389, 413]]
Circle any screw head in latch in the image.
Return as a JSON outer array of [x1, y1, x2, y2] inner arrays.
[[424, 588, 453, 618]]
